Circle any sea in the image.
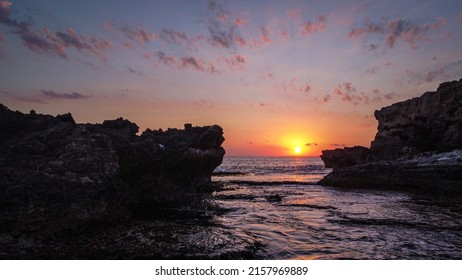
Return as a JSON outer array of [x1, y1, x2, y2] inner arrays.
[[208, 156, 462, 259]]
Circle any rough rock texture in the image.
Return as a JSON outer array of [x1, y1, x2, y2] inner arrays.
[[0, 104, 225, 235], [320, 150, 462, 193], [319, 78, 462, 193], [320, 146, 374, 168], [371, 79, 462, 159]]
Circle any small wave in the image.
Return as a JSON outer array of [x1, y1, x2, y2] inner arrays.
[[330, 217, 462, 231], [228, 180, 313, 186], [213, 171, 250, 176], [281, 204, 337, 210]]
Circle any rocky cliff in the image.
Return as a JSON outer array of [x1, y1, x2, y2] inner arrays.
[[319, 78, 462, 193], [0, 104, 225, 235]]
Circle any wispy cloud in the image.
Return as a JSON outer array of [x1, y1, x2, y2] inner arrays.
[[0, 1, 111, 61], [180, 56, 219, 74], [127, 67, 145, 76], [10, 89, 90, 104], [333, 82, 396, 105], [117, 25, 155, 46], [158, 28, 203, 47], [405, 66, 446, 85], [330, 143, 346, 147], [154, 51, 176, 65], [348, 17, 448, 50], [219, 54, 246, 71], [40, 90, 90, 100], [280, 78, 312, 96], [205, 0, 246, 49], [364, 62, 391, 75], [300, 14, 327, 35], [305, 142, 318, 146]]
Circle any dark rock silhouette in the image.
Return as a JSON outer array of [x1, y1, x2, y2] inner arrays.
[[319, 78, 462, 193], [0, 104, 225, 236], [321, 146, 374, 168]]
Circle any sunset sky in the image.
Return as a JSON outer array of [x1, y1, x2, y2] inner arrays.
[[1, 0, 461, 156]]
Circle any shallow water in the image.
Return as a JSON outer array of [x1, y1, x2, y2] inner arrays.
[[211, 156, 462, 259], [5, 156, 461, 259]]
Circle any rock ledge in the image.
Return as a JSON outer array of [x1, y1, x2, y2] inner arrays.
[[319, 78, 462, 193]]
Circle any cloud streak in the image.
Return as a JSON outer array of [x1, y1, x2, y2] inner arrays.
[[333, 82, 397, 105], [0, 1, 111, 61], [117, 25, 155, 46], [348, 17, 448, 49], [300, 15, 327, 35], [205, 0, 246, 49], [40, 90, 90, 100]]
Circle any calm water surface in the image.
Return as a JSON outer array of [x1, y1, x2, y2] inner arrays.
[[211, 156, 462, 259]]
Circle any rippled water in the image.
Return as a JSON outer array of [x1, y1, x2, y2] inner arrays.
[[8, 156, 461, 259], [211, 156, 462, 259]]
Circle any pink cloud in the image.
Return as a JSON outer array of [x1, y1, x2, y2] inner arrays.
[[348, 17, 448, 50], [206, 0, 245, 49], [287, 8, 304, 21], [127, 67, 145, 76], [405, 66, 446, 85], [180, 56, 219, 74], [219, 54, 246, 71], [0, 2, 111, 61], [365, 62, 391, 75], [233, 34, 247, 47], [158, 28, 203, 46], [118, 26, 155, 46], [234, 17, 246, 26], [260, 27, 272, 43], [348, 18, 384, 38], [332, 82, 391, 105], [155, 51, 176, 65], [432, 17, 448, 31], [260, 71, 275, 80], [300, 15, 327, 35], [40, 89, 90, 100]]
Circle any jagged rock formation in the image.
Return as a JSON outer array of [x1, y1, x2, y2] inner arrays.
[[319, 78, 462, 193], [371, 79, 462, 159], [0, 104, 225, 235]]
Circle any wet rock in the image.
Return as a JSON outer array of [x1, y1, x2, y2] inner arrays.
[[319, 150, 462, 193]]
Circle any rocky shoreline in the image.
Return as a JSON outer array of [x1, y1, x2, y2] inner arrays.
[[0, 104, 239, 258], [319, 78, 462, 193]]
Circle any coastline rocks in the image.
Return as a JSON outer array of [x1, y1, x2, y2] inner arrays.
[[371, 79, 462, 160], [320, 146, 374, 168], [319, 150, 462, 193], [319, 78, 462, 193], [0, 104, 225, 234]]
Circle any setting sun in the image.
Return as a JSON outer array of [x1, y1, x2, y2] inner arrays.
[[294, 146, 301, 154]]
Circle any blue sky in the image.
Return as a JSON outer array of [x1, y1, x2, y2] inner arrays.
[[1, 0, 461, 155]]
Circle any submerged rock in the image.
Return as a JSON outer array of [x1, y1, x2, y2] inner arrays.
[[0, 104, 225, 237], [319, 78, 462, 193]]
